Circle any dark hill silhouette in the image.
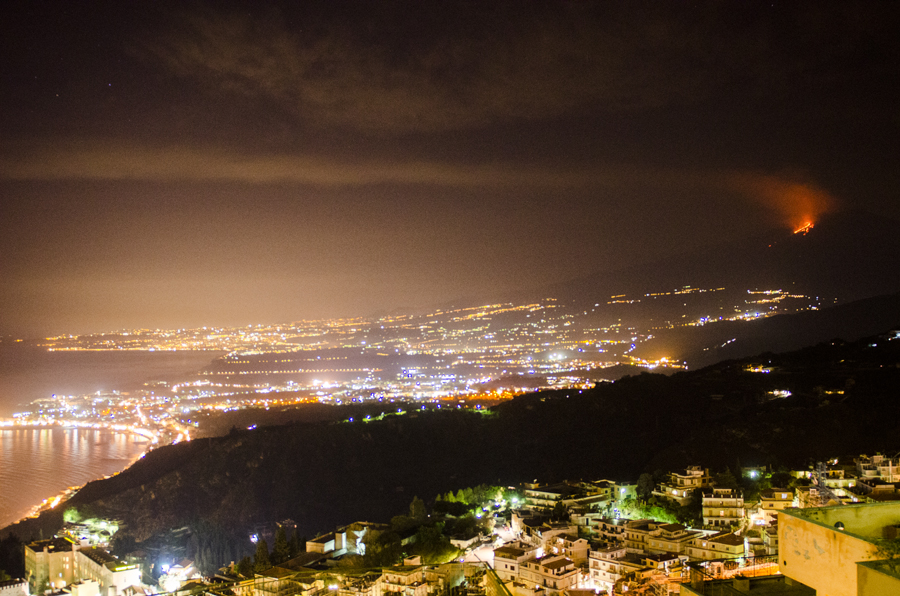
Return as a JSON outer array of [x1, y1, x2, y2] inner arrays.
[[634, 291, 900, 368], [539, 209, 900, 306]]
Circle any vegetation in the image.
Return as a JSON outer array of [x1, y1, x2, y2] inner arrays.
[[876, 538, 900, 574]]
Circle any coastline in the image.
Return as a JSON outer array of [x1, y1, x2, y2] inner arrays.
[[0, 424, 156, 531]]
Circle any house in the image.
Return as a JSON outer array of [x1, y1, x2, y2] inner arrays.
[[682, 575, 814, 596], [642, 524, 702, 555], [653, 467, 711, 506], [544, 534, 588, 566], [854, 478, 900, 502], [763, 524, 778, 556], [306, 533, 342, 555], [588, 544, 650, 592], [523, 483, 580, 510], [623, 520, 701, 556], [493, 542, 540, 582], [337, 572, 382, 596], [382, 566, 427, 596], [611, 481, 637, 502], [517, 556, 579, 593], [252, 567, 309, 596], [0, 578, 28, 596], [594, 518, 627, 544], [683, 532, 745, 560], [701, 487, 744, 528], [855, 454, 900, 483], [778, 500, 900, 596], [759, 487, 794, 522]]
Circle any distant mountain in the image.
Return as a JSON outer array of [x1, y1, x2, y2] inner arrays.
[[634, 291, 900, 369], [542, 209, 900, 306]]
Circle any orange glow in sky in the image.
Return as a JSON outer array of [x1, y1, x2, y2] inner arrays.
[[730, 173, 838, 231]]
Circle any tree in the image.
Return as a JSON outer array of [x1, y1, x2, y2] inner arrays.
[[63, 507, 82, 524], [678, 489, 703, 527], [876, 538, 900, 573], [391, 515, 416, 532], [271, 527, 290, 565], [551, 501, 568, 520], [236, 556, 254, 578], [769, 471, 793, 488], [714, 468, 740, 490], [637, 473, 655, 499], [361, 530, 402, 567], [410, 496, 427, 521], [288, 531, 302, 558], [253, 539, 271, 573]]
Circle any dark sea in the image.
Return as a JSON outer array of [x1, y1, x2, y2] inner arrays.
[[0, 345, 219, 529]]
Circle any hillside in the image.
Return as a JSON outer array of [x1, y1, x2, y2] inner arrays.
[[542, 209, 900, 306], [3, 328, 900, 565], [634, 291, 900, 368]]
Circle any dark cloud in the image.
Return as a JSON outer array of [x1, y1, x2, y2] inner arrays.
[[134, 3, 898, 134], [136, 4, 712, 132]]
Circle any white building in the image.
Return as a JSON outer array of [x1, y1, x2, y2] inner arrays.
[[701, 487, 744, 528], [517, 556, 579, 593], [493, 542, 540, 582]]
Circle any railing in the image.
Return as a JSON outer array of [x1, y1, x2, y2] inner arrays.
[[682, 554, 781, 596]]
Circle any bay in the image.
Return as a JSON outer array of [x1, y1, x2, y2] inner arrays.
[[0, 428, 148, 529], [0, 345, 221, 529]]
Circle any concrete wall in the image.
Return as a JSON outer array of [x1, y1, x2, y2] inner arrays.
[[788, 501, 900, 540], [779, 507, 885, 596], [857, 561, 900, 596]]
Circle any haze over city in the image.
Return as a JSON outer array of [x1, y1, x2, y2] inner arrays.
[[3, 2, 899, 338]]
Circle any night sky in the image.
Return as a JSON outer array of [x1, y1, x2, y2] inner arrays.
[[2, 2, 898, 338]]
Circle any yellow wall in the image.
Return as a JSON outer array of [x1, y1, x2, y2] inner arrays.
[[857, 561, 900, 596], [779, 508, 885, 596]]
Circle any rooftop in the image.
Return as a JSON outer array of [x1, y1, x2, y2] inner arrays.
[[708, 533, 744, 546], [78, 547, 119, 567], [540, 557, 574, 571], [26, 537, 75, 553], [681, 575, 814, 595], [781, 500, 900, 542]]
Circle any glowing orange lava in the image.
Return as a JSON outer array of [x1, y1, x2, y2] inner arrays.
[[793, 221, 814, 235]]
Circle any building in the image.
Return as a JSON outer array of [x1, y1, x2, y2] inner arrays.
[[763, 523, 778, 556], [779, 501, 900, 596], [382, 566, 427, 596], [683, 532, 744, 561], [24, 539, 140, 596], [523, 483, 580, 510], [593, 518, 627, 544], [587, 544, 650, 592], [73, 547, 141, 596], [24, 537, 77, 592], [492, 542, 540, 582], [682, 574, 815, 596], [653, 467, 711, 506], [855, 454, 900, 483], [623, 520, 701, 556], [760, 488, 793, 515], [701, 487, 744, 528], [517, 556, 578, 593], [544, 534, 588, 566], [0, 579, 28, 596]]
